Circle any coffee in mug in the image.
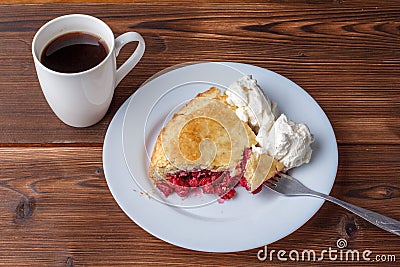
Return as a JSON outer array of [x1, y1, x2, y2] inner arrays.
[[32, 14, 145, 127], [41, 32, 109, 73]]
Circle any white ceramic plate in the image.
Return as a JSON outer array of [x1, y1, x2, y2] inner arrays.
[[103, 62, 338, 252]]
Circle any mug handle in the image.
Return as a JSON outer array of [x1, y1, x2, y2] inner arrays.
[[114, 32, 145, 86]]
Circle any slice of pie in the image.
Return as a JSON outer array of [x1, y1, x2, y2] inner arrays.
[[148, 87, 284, 199]]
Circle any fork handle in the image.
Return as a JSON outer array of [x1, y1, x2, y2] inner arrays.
[[312, 192, 400, 236]]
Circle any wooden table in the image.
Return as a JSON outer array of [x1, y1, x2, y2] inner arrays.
[[1, 1, 399, 266]]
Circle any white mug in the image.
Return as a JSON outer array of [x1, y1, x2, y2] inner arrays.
[[32, 14, 145, 127]]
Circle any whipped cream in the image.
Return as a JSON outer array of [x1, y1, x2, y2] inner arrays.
[[262, 114, 313, 169], [226, 75, 314, 170], [226, 75, 277, 132]]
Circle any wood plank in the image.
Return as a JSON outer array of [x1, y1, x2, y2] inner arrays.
[[0, 145, 399, 266], [0, 3, 399, 144]]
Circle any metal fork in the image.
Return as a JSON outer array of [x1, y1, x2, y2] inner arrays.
[[264, 173, 400, 236]]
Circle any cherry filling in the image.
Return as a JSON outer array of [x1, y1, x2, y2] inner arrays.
[[155, 148, 263, 200]]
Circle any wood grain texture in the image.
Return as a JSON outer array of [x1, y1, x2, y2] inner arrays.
[[0, 1, 400, 266], [0, 2, 399, 144], [0, 146, 399, 266]]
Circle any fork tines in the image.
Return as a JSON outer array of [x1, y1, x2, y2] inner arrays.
[[264, 173, 282, 187]]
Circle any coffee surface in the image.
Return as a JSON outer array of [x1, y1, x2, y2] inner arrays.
[[41, 32, 108, 73]]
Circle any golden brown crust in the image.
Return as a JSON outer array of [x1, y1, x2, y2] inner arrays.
[[244, 151, 285, 191], [148, 87, 257, 181], [196, 87, 221, 98], [148, 86, 285, 190]]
